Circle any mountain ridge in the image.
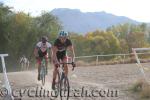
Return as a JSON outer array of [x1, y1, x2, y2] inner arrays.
[[51, 8, 139, 33]]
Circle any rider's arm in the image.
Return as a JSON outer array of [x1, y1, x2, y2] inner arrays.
[[34, 42, 41, 57], [49, 46, 53, 63], [52, 46, 59, 64], [67, 45, 75, 62], [34, 47, 38, 57]]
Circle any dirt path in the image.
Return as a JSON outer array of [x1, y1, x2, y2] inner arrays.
[[1, 63, 150, 100]]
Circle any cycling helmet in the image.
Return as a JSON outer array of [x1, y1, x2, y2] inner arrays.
[[58, 30, 68, 37], [41, 36, 48, 43], [64, 32, 68, 37]]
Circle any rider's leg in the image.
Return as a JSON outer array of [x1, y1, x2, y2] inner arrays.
[[63, 56, 68, 76], [37, 58, 41, 80], [45, 57, 48, 74], [21, 63, 23, 71], [52, 65, 58, 82], [45, 53, 49, 74], [27, 61, 29, 70], [26, 63, 28, 70], [64, 64, 68, 76], [52, 64, 58, 90]]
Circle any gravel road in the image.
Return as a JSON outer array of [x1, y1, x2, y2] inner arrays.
[[1, 63, 150, 100]]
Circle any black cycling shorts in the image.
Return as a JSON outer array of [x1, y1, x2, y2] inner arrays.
[[38, 49, 47, 58], [56, 50, 67, 62]]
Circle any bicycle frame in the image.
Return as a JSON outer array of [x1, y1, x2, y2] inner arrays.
[[40, 58, 46, 85]]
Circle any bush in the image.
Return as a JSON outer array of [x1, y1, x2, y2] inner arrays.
[[130, 79, 150, 98]]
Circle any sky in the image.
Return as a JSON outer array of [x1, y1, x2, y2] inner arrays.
[[1, 0, 150, 22]]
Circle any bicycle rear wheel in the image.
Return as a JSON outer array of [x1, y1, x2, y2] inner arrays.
[[39, 58, 46, 86], [41, 66, 46, 86], [42, 74, 45, 86], [60, 75, 70, 100]]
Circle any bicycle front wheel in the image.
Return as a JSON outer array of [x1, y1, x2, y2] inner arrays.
[[52, 71, 60, 98], [60, 76, 70, 100]]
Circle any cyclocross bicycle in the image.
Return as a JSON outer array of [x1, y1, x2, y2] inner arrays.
[[54, 62, 75, 100]]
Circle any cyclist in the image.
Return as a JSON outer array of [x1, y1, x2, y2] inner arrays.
[[52, 30, 76, 90], [34, 36, 52, 81], [20, 55, 30, 70]]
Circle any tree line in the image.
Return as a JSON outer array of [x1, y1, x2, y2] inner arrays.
[[72, 23, 150, 57], [0, 3, 61, 71], [0, 3, 150, 71]]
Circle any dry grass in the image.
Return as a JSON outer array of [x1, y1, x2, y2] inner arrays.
[[76, 58, 135, 66], [76, 58, 150, 67], [140, 82, 150, 98], [130, 79, 150, 99], [131, 79, 143, 92]]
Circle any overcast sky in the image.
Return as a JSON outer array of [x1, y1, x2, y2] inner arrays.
[[1, 0, 150, 22]]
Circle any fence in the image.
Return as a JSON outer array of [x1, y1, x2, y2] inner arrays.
[[75, 52, 150, 66], [0, 54, 14, 100]]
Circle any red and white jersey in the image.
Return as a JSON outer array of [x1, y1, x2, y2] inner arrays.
[[36, 41, 52, 52]]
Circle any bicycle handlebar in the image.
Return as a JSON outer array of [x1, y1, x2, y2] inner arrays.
[[59, 62, 75, 71]]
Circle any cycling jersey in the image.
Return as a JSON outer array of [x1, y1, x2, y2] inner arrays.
[[54, 38, 72, 61], [36, 41, 52, 57], [54, 38, 72, 52]]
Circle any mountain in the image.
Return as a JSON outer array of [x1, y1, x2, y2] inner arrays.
[[51, 8, 139, 33]]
